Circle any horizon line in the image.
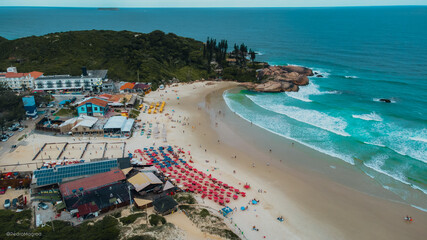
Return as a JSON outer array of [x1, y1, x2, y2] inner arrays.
[[1, 5, 427, 8]]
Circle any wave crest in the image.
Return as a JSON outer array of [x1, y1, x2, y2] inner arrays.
[[285, 82, 338, 102], [246, 95, 350, 137], [352, 112, 383, 122]]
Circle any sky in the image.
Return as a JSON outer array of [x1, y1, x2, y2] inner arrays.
[[0, 0, 426, 8]]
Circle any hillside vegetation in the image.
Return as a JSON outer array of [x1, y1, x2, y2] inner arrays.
[[0, 30, 260, 87]]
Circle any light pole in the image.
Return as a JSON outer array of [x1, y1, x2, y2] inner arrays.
[[128, 185, 133, 212]]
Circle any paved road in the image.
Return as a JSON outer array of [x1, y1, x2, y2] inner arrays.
[[0, 119, 37, 158]]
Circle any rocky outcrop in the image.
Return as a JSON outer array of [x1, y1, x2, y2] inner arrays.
[[239, 65, 313, 92]]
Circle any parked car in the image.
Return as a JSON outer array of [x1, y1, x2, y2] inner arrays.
[[7, 132, 14, 137], [4, 199, 10, 209], [38, 202, 49, 210], [18, 127, 24, 132], [1, 137, 8, 142], [0, 187, 6, 194], [12, 198, 18, 208], [11, 145, 17, 149]]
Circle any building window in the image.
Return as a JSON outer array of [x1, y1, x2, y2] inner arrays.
[[74, 80, 81, 87], [94, 107, 98, 111], [37, 82, 44, 89], [80, 107, 85, 112], [56, 80, 63, 88], [65, 80, 72, 88], [47, 81, 54, 89]]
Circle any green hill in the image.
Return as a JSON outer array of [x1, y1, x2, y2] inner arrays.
[[0, 30, 211, 87]]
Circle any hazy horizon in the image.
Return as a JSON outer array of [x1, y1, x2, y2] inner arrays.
[[0, 0, 426, 8]]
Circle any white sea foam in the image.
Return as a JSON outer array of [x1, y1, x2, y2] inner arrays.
[[371, 122, 427, 164], [285, 82, 338, 102], [363, 141, 386, 148], [246, 95, 350, 137], [352, 112, 383, 122], [363, 155, 427, 195], [311, 68, 331, 78], [344, 75, 359, 79], [409, 137, 427, 143], [255, 51, 263, 56], [411, 205, 427, 212], [223, 92, 355, 165]]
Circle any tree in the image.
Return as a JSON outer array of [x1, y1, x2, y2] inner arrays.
[[0, 118, 5, 135], [121, 97, 128, 110], [249, 49, 256, 64]]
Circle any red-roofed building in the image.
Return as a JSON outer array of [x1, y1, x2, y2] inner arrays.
[[60, 169, 131, 219], [77, 203, 99, 217], [0, 67, 43, 91], [119, 82, 135, 92], [77, 97, 110, 116], [59, 169, 126, 198]]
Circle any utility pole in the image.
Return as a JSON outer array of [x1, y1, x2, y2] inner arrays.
[[128, 185, 133, 212]]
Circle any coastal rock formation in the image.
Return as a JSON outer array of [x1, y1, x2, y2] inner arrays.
[[240, 65, 313, 92], [379, 98, 392, 103]]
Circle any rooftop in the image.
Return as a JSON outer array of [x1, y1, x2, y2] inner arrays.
[[77, 97, 109, 108], [120, 82, 135, 90], [103, 116, 134, 131], [128, 172, 162, 192], [59, 169, 125, 198]]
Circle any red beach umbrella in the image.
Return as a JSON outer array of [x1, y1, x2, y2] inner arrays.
[[225, 198, 230, 203], [226, 192, 232, 197], [233, 195, 238, 200]]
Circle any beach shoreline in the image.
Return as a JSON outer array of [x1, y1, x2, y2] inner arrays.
[[165, 81, 427, 239], [1, 80, 425, 239]]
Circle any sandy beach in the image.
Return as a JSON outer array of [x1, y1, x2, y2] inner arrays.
[[1, 81, 426, 239]]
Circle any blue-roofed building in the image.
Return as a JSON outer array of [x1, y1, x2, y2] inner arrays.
[[22, 96, 37, 118]]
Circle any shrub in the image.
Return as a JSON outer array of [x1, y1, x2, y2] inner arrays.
[[199, 209, 210, 218], [127, 235, 156, 240], [148, 214, 166, 226], [112, 211, 122, 218], [120, 213, 145, 225]]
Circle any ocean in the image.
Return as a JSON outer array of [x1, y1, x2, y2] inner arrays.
[[0, 6, 426, 209]]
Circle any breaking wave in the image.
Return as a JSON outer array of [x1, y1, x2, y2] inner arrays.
[[246, 95, 350, 137], [352, 112, 383, 122]]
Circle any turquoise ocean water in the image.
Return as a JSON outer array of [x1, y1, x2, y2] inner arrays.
[[0, 6, 426, 209]]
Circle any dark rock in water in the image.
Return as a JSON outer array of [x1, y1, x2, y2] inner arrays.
[[314, 72, 318, 75], [379, 98, 391, 103], [317, 75, 323, 78]]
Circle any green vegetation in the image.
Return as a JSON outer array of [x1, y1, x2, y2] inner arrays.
[[199, 209, 210, 218], [0, 210, 120, 240], [129, 109, 140, 119], [0, 209, 32, 239], [111, 210, 122, 218], [0, 84, 52, 127], [53, 108, 77, 117], [18, 134, 27, 141], [126, 235, 156, 240], [119, 212, 146, 225], [0, 30, 263, 90], [173, 193, 196, 204], [0, 84, 26, 129], [148, 214, 166, 226]]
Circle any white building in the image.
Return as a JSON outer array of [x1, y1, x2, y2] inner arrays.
[[0, 67, 43, 91], [34, 69, 108, 92]]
